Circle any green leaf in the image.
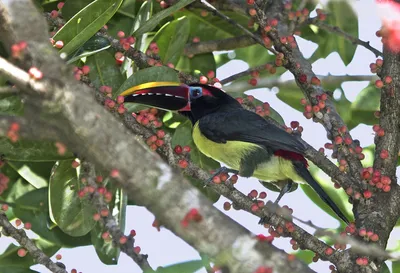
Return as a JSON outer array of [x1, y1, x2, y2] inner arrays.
[[131, 0, 153, 54], [392, 261, 400, 273], [0, 164, 35, 203], [0, 240, 59, 268], [301, 165, 353, 224], [0, 137, 74, 162], [152, 17, 190, 66], [233, 45, 274, 67], [176, 53, 216, 76], [350, 84, 380, 126], [86, 50, 125, 97], [49, 160, 96, 236], [0, 266, 38, 273], [131, 0, 153, 36], [7, 161, 53, 189], [67, 36, 111, 64], [305, 1, 358, 65], [12, 188, 92, 247], [133, 0, 196, 37], [0, 95, 23, 116], [61, 0, 94, 21], [145, 260, 205, 273], [91, 188, 126, 264], [117, 66, 179, 95], [294, 250, 314, 264], [53, 0, 124, 56], [175, 9, 250, 40]]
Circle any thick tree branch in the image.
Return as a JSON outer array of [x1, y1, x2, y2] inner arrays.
[[0, 212, 68, 273]]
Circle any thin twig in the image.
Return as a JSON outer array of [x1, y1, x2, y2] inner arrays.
[[305, 17, 383, 57], [0, 212, 68, 273], [0, 86, 19, 95], [198, 0, 278, 55]]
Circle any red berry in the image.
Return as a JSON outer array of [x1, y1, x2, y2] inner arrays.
[[259, 191, 267, 199], [248, 78, 258, 86], [376, 59, 383, 66], [324, 248, 334, 255], [117, 31, 125, 38], [375, 80, 384, 88], [57, 2, 64, 9], [199, 76, 208, 84], [178, 159, 188, 169], [110, 169, 119, 178], [249, 8, 257, 16], [28, 67, 43, 80], [377, 128, 385, 137], [119, 236, 128, 244], [380, 149, 389, 159], [17, 248, 27, 257], [270, 18, 278, 26], [249, 189, 258, 198], [359, 228, 367, 236], [334, 136, 343, 145], [363, 190, 372, 199], [247, 0, 255, 4], [298, 74, 307, 83], [384, 76, 393, 84], [290, 121, 299, 129], [174, 145, 183, 154], [311, 76, 321, 85], [223, 202, 231, 211], [71, 160, 80, 168], [370, 234, 379, 241], [56, 254, 62, 260]]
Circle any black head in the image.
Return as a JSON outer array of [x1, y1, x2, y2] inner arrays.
[[186, 83, 241, 123]]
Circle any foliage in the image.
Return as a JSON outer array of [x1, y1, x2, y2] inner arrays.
[[0, 0, 392, 272]]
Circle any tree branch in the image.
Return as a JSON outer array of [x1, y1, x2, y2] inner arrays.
[[0, 212, 68, 273], [79, 161, 154, 272], [304, 17, 383, 57], [184, 35, 256, 56]]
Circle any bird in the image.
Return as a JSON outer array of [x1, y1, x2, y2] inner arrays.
[[121, 82, 350, 224]]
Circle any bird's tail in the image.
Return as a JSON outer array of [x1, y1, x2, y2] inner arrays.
[[293, 162, 350, 224]]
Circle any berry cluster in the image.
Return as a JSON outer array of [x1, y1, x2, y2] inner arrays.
[[146, 129, 166, 151], [133, 108, 162, 128]]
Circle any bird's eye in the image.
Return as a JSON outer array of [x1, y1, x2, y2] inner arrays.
[[189, 87, 203, 99]]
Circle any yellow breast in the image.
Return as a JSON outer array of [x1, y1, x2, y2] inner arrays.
[[192, 122, 304, 183]]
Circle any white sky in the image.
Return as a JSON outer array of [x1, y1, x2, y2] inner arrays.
[[1, 0, 399, 273]]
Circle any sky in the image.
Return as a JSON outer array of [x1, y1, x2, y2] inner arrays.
[[1, 0, 399, 273]]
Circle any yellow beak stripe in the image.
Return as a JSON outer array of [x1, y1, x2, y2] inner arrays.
[[119, 82, 182, 96]]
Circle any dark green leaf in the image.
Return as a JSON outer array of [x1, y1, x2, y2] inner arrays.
[[12, 188, 92, 247], [145, 260, 205, 273], [305, 1, 358, 65], [176, 53, 216, 76], [91, 187, 126, 264], [133, 0, 196, 37], [392, 261, 400, 273], [0, 95, 23, 116], [53, 0, 124, 56], [117, 66, 179, 95], [0, 266, 38, 273], [175, 9, 250, 40], [86, 50, 125, 97], [7, 161, 54, 189], [0, 240, 59, 268], [67, 36, 111, 64], [301, 165, 353, 224], [0, 164, 35, 203], [350, 84, 380, 126], [61, 0, 94, 21], [152, 17, 190, 66], [0, 137, 74, 162], [234, 45, 274, 67], [49, 160, 96, 236]]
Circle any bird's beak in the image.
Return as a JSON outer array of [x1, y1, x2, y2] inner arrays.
[[120, 82, 191, 111]]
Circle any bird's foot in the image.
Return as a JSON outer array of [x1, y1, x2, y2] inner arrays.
[[204, 167, 239, 187]]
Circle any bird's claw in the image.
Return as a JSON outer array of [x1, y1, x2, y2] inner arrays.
[[204, 167, 239, 188]]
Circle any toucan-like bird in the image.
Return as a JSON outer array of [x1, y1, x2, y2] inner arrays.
[[120, 82, 350, 224]]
